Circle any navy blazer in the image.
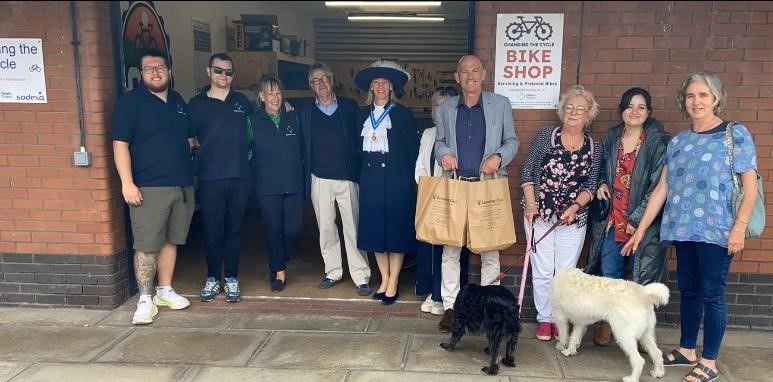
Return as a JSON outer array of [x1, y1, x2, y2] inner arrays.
[[299, 96, 363, 199]]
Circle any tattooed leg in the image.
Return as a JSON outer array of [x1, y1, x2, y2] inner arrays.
[[134, 251, 157, 295]]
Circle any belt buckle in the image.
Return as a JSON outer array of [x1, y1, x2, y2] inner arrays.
[[459, 176, 479, 182]]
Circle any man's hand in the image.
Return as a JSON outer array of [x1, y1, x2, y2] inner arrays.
[[441, 154, 458, 171], [480, 154, 502, 175], [122, 183, 143, 206]]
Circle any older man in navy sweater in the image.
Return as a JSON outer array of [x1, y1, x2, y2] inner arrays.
[[300, 63, 371, 296]]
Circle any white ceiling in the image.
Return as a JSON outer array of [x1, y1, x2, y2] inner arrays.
[[288, 1, 470, 21]]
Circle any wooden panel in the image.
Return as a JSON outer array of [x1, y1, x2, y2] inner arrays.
[[328, 61, 457, 118]]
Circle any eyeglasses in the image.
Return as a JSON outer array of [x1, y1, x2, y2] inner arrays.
[[310, 75, 331, 86], [141, 65, 168, 75], [211, 66, 235, 77], [563, 104, 588, 115]]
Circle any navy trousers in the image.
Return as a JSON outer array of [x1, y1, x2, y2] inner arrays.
[[199, 178, 251, 279], [674, 241, 733, 361], [257, 194, 303, 274]]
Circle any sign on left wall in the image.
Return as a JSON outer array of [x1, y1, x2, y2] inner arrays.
[[0, 38, 47, 103]]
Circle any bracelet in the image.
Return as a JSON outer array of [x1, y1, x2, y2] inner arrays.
[[526, 202, 536, 206], [736, 217, 749, 224], [571, 202, 582, 209]]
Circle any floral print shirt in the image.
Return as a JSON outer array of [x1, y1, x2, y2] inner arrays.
[[521, 126, 602, 228]]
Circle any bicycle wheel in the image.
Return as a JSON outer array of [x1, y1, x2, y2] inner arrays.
[[535, 24, 554, 41]]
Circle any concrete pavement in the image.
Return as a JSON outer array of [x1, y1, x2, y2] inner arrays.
[[0, 305, 770, 382]]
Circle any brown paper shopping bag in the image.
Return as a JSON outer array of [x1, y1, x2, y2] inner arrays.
[[415, 174, 468, 247], [466, 174, 517, 254]]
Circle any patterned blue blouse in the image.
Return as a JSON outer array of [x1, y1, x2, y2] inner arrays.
[[661, 121, 757, 247]]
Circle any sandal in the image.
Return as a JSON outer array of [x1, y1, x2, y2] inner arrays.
[[663, 349, 698, 367], [683, 363, 719, 382]]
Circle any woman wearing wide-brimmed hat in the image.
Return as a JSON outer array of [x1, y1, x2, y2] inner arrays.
[[354, 60, 419, 305]]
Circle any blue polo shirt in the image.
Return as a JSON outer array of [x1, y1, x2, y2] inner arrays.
[[455, 97, 486, 177], [188, 88, 254, 181], [110, 85, 193, 187]]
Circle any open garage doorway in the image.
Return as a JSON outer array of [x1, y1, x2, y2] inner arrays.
[[117, 1, 472, 301]]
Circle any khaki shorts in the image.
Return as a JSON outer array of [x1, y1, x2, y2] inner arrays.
[[130, 186, 195, 252]]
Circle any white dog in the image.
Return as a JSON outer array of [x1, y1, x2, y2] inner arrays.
[[550, 268, 669, 382]]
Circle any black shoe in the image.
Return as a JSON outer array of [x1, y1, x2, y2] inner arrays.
[[318, 277, 337, 289], [357, 284, 372, 296], [270, 278, 285, 292], [372, 291, 386, 300], [381, 291, 399, 305]]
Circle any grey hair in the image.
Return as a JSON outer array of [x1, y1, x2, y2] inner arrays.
[[557, 85, 600, 125], [431, 86, 458, 107], [676, 71, 726, 116], [308, 62, 334, 84]]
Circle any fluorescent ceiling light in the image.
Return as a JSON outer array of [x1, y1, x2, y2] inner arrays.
[[348, 15, 444, 22], [327, 1, 442, 7]]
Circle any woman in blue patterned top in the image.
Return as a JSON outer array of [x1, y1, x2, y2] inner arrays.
[[622, 72, 759, 382]]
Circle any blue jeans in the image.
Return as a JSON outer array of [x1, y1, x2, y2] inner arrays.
[[600, 228, 633, 279], [674, 241, 733, 361]]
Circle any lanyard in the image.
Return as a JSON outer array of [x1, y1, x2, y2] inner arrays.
[[369, 103, 395, 131]]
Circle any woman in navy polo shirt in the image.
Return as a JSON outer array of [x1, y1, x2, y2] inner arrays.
[[249, 74, 304, 293], [354, 61, 419, 305]]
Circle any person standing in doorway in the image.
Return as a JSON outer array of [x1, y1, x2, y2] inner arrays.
[[300, 63, 371, 296], [414, 86, 469, 318], [250, 75, 304, 293], [354, 60, 419, 305], [434, 54, 519, 332], [188, 53, 254, 303], [111, 49, 194, 325]]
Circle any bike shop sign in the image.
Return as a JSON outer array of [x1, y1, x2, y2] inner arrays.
[[495, 14, 563, 109], [0, 38, 47, 103]]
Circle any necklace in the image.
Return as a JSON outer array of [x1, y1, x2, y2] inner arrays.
[[369, 104, 394, 142]]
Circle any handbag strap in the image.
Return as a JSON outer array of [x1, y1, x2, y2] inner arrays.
[[724, 121, 741, 192]]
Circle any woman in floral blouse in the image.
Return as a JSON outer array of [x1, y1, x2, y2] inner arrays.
[[520, 85, 602, 341]]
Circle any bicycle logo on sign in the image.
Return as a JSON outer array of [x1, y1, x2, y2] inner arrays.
[[506, 16, 554, 41]]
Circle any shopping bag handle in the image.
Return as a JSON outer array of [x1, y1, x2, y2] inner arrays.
[[479, 172, 498, 181]]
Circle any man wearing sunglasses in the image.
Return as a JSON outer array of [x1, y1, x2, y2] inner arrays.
[[112, 49, 195, 325], [188, 53, 255, 304]]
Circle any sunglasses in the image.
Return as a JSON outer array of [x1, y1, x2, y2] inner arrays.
[[211, 66, 235, 77]]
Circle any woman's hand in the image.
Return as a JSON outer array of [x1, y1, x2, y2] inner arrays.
[[560, 203, 580, 225], [727, 229, 746, 255], [524, 203, 538, 227], [621, 229, 643, 256], [597, 184, 610, 200]]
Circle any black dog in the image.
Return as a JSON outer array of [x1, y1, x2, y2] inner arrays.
[[439, 283, 521, 375]]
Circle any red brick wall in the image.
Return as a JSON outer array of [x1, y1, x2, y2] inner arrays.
[[476, 1, 773, 274], [0, 1, 122, 258]]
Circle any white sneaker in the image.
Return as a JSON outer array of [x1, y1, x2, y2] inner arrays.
[[420, 295, 434, 313], [132, 296, 158, 325], [153, 287, 190, 310], [430, 302, 445, 316]]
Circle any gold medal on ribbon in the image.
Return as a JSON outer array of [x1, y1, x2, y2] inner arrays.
[[371, 132, 377, 142]]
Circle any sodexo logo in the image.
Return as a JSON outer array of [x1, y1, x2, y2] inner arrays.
[[16, 91, 46, 102]]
